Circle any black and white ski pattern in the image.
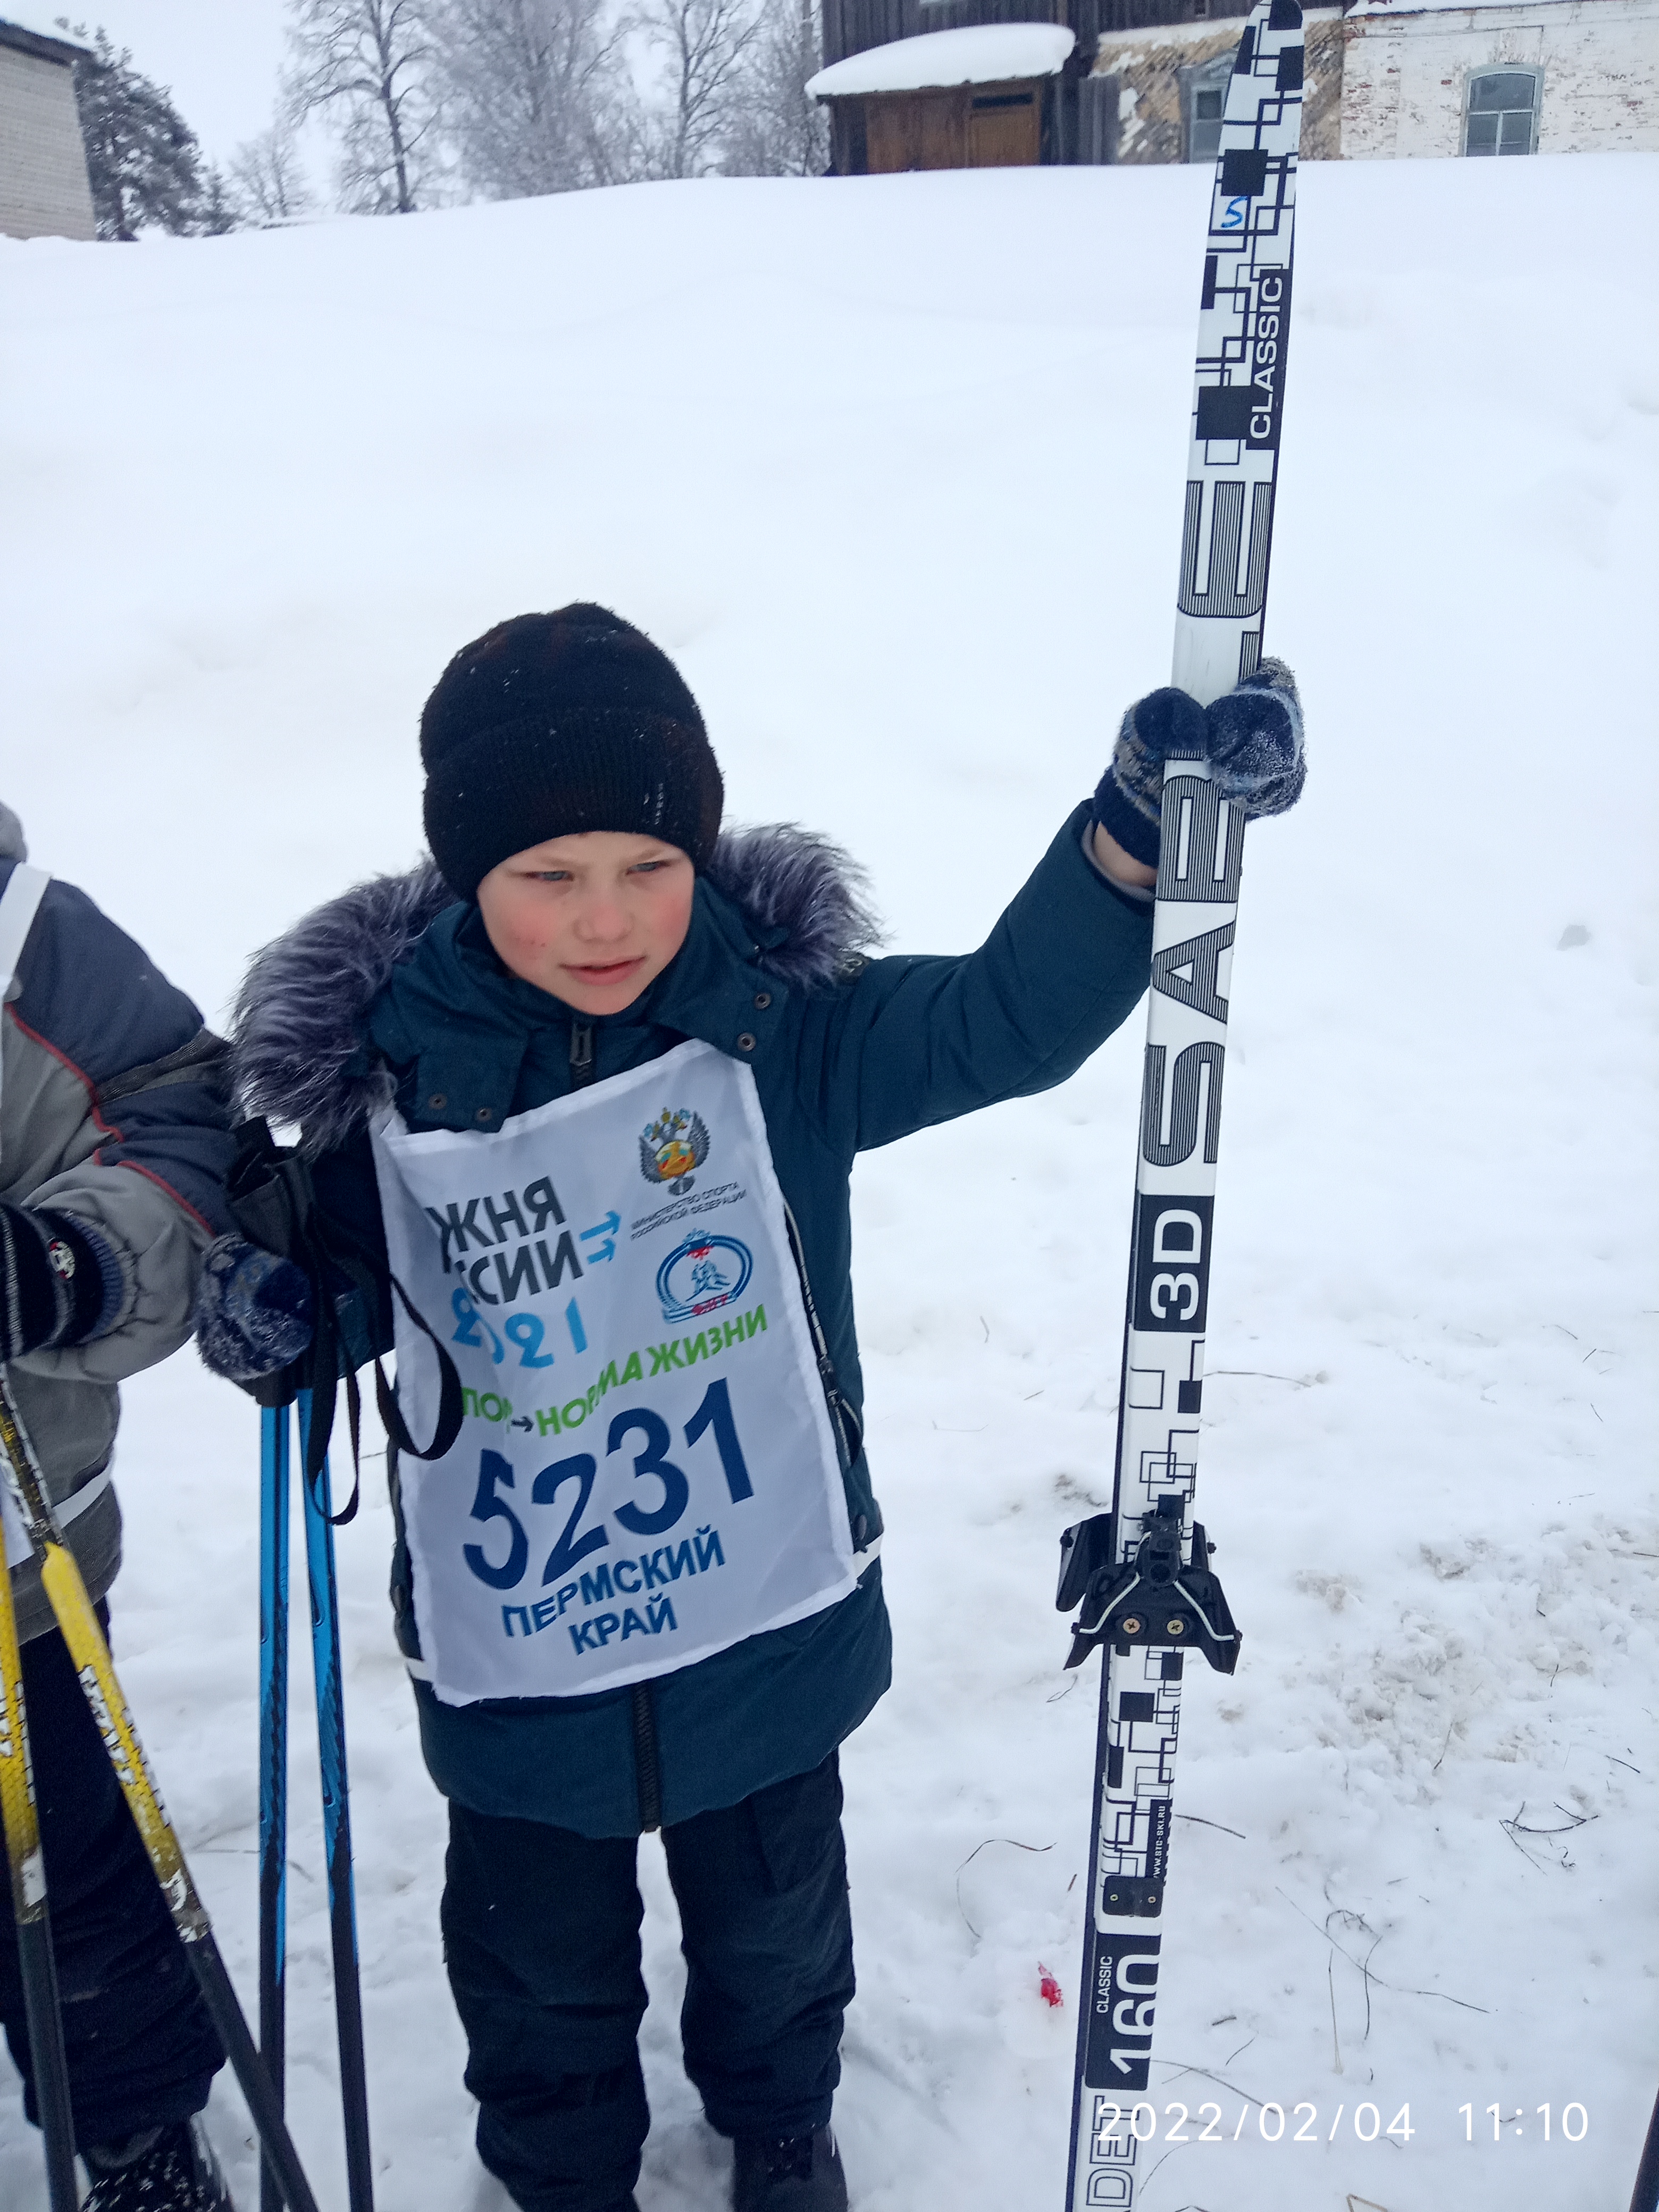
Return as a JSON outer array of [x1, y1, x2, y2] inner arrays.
[[1064, 6, 1303, 2207]]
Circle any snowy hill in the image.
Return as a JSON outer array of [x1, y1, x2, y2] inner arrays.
[[3, 153, 1656, 2212]]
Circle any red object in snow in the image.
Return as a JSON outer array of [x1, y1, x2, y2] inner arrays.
[[1038, 1965, 1063, 2008]]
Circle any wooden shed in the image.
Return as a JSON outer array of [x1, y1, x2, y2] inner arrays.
[[808, 23, 1078, 173]]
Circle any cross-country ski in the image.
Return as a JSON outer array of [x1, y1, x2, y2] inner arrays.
[[1, 13, 1652, 2211], [1060, 7, 1302, 2202]]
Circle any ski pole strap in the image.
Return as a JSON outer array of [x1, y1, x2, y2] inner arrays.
[[373, 1271, 465, 1470], [308, 1268, 464, 1520]]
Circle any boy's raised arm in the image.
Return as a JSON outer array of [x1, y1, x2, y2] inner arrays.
[[818, 666, 1306, 1153]]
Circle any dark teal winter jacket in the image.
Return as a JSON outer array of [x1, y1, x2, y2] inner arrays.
[[233, 805, 1152, 1836]]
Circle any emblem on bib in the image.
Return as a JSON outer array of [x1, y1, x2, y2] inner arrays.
[[656, 1235, 752, 1323], [640, 1107, 710, 1195]]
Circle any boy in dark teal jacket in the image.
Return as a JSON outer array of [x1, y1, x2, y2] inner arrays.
[[198, 606, 1304, 2212]]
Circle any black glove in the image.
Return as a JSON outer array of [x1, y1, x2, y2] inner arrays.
[[1093, 658, 1307, 870], [0, 1200, 112, 1359]]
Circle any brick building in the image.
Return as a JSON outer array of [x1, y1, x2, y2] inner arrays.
[[1340, 0, 1659, 158], [0, 12, 95, 240], [812, 0, 1659, 167]]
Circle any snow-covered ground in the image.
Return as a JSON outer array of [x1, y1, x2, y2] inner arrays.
[[3, 150, 1656, 2212]]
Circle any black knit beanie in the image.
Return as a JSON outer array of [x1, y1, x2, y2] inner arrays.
[[420, 605, 724, 899]]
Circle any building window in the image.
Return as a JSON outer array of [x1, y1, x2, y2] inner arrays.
[[1464, 68, 1540, 155], [1182, 49, 1235, 163]]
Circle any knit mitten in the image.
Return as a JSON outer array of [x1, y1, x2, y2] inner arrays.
[[0, 1200, 114, 1359], [1204, 656, 1306, 818], [1093, 660, 1306, 869], [193, 1233, 314, 1383], [1093, 687, 1208, 870]]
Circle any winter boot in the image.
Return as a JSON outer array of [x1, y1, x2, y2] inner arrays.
[[82, 2117, 236, 2212], [733, 2127, 848, 2210]]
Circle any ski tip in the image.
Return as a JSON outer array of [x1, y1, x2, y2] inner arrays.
[[1267, 0, 1303, 27]]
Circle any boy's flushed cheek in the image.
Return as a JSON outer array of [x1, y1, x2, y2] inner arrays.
[[649, 884, 697, 962]]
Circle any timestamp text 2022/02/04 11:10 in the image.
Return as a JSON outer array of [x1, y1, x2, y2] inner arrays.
[[1088, 2099, 1593, 2146]]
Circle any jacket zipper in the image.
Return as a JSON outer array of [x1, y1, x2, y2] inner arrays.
[[571, 1017, 661, 1826], [783, 1201, 865, 1477], [569, 1020, 594, 1088], [632, 1681, 663, 1833]]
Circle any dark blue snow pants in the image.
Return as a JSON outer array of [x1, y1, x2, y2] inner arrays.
[[0, 1607, 224, 2148], [442, 1752, 854, 2212]]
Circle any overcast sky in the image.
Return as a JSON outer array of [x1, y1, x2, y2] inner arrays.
[[13, 4, 290, 163]]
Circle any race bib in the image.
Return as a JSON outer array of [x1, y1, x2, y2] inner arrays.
[[372, 1040, 857, 1706]]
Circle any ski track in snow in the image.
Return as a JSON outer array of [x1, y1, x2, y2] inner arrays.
[[2, 154, 1656, 2211]]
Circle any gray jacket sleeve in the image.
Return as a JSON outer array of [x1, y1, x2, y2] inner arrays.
[[2, 862, 237, 1385], [0, 858, 238, 1641]]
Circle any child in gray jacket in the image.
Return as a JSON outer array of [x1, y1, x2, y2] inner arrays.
[[0, 802, 239, 2212]]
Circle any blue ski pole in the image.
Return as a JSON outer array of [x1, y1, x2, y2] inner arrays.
[[296, 1389, 374, 2212], [259, 1404, 291, 2212]]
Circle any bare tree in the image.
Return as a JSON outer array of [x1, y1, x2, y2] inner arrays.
[[636, 0, 760, 179], [284, 0, 440, 214], [720, 0, 826, 176], [228, 113, 317, 223], [433, 0, 636, 197]]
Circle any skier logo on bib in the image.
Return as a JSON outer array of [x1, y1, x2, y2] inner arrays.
[[656, 1233, 752, 1323], [639, 1105, 709, 1193]]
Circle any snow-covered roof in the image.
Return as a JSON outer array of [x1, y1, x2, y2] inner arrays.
[[807, 24, 1075, 99], [0, 9, 87, 56], [1347, 0, 1573, 13]]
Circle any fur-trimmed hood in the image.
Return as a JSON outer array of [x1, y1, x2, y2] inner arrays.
[[232, 824, 882, 1156]]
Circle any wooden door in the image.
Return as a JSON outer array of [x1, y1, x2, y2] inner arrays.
[[863, 94, 915, 172], [917, 89, 966, 168], [861, 89, 967, 171], [967, 84, 1042, 167]]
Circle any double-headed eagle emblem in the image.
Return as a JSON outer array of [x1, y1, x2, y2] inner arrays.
[[639, 1107, 710, 1196]]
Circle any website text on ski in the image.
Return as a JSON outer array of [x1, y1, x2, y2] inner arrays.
[[1057, 5, 1303, 2205]]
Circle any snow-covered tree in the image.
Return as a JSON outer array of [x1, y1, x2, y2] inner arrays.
[[229, 114, 317, 225], [636, 0, 761, 179], [720, 0, 826, 177], [57, 21, 230, 239], [195, 165, 241, 234], [284, 0, 440, 215], [433, 0, 635, 198]]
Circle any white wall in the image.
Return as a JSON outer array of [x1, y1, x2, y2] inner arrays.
[[0, 43, 96, 239], [1342, 0, 1659, 157]]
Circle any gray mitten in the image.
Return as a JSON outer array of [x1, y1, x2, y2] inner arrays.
[[1093, 660, 1306, 869], [1203, 657, 1306, 819]]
